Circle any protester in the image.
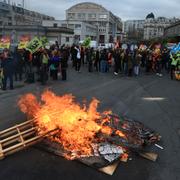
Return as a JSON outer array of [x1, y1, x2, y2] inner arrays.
[[134, 50, 141, 76], [14, 48, 24, 81], [1, 49, 14, 90], [61, 47, 69, 80], [71, 45, 77, 68], [113, 48, 121, 75], [100, 49, 108, 73], [0, 68, 3, 89], [81, 46, 85, 66], [74, 46, 81, 72], [127, 52, 133, 76], [170, 53, 178, 80], [39, 49, 49, 85], [94, 49, 100, 72], [50, 49, 60, 80]]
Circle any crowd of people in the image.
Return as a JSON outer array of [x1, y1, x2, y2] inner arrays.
[[0, 42, 180, 91]]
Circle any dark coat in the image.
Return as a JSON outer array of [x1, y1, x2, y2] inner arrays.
[[1, 57, 15, 76]]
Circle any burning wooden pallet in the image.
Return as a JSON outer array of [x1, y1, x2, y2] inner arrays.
[[0, 120, 121, 175], [0, 117, 160, 176]]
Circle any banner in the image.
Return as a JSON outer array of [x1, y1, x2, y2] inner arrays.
[[40, 37, 49, 47], [26, 37, 42, 54], [82, 37, 91, 48], [0, 36, 11, 49], [18, 35, 31, 49], [170, 42, 180, 54]]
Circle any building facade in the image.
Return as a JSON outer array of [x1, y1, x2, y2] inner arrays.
[[164, 21, 180, 39], [144, 13, 179, 40], [0, 25, 74, 46], [66, 2, 123, 44], [43, 20, 97, 44], [123, 20, 144, 33], [0, 1, 54, 27], [123, 20, 145, 42]]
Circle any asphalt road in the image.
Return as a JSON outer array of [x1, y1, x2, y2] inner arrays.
[[0, 66, 180, 180]]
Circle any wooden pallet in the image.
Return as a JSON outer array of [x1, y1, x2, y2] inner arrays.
[[0, 120, 57, 160], [0, 120, 119, 175]]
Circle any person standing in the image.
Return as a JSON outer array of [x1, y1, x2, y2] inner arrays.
[[71, 45, 77, 68], [134, 50, 141, 76], [113, 48, 121, 75], [127, 52, 133, 76], [170, 53, 178, 80], [123, 49, 129, 76], [75, 46, 81, 72], [87, 48, 95, 73], [100, 49, 108, 73], [81, 46, 85, 66], [1, 49, 15, 90], [86, 48, 92, 72], [40, 49, 49, 85], [155, 49, 162, 77], [14, 48, 24, 82], [61, 47, 69, 80], [50, 50, 60, 80], [94, 49, 100, 72]]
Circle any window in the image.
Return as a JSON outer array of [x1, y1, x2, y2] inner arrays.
[[75, 24, 81, 29], [68, 13, 75, 19], [68, 24, 74, 29], [62, 24, 67, 28], [78, 13, 85, 19], [99, 14, 107, 19], [53, 23, 58, 27], [88, 14, 96, 19], [66, 37, 69, 42]]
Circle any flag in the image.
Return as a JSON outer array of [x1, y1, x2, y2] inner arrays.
[[26, 37, 42, 53], [40, 37, 49, 47], [82, 37, 91, 48], [0, 36, 11, 49], [18, 35, 31, 50]]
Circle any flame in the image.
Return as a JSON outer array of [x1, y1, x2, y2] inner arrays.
[[116, 130, 127, 138], [18, 90, 126, 159]]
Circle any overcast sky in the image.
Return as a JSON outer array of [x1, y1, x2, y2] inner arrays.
[[13, 0, 180, 20]]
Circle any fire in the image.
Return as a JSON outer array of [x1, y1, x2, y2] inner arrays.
[[18, 90, 126, 159], [116, 130, 126, 138]]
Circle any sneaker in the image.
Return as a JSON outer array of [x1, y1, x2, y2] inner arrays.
[[114, 72, 118, 76], [156, 73, 159, 76], [159, 74, 163, 77]]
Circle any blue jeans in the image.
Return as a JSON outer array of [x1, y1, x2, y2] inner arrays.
[[100, 60, 107, 73], [124, 63, 128, 75], [2, 74, 14, 90]]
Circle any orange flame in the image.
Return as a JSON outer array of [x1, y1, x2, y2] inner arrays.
[[18, 90, 126, 159]]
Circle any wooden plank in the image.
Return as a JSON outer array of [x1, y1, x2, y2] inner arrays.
[[139, 152, 158, 162], [0, 120, 34, 136], [16, 127, 25, 147], [0, 128, 36, 144], [99, 161, 119, 175], [1, 129, 58, 157], [38, 140, 120, 175], [0, 143, 4, 160], [0, 121, 34, 139], [2, 131, 36, 147]]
